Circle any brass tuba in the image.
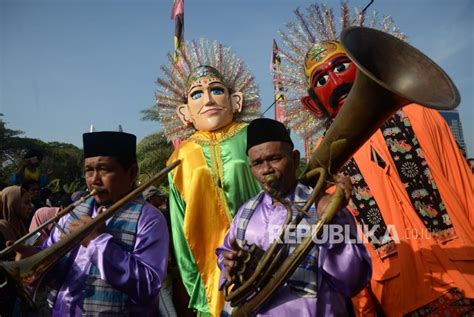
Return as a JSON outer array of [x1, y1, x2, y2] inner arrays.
[[225, 26, 460, 317], [0, 160, 181, 308]]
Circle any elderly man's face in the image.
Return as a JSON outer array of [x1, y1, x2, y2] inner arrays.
[[248, 141, 300, 197], [84, 156, 137, 206]]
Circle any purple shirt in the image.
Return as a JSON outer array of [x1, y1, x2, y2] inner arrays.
[[217, 190, 371, 316], [44, 201, 169, 316]]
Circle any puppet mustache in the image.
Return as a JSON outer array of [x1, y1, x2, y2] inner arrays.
[[329, 83, 352, 109]]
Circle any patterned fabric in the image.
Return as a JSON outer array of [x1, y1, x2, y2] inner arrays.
[[383, 111, 456, 242], [235, 191, 265, 244], [48, 196, 143, 315], [342, 110, 456, 259], [406, 288, 474, 316], [344, 158, 396, 258], [235, 183, 319, 295]]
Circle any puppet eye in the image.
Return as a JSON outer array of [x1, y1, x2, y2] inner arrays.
[[211, 87, 224, 95], [334, 62, 351, 73], [190, 91, 203, 100], [316, 74, 329, 87]]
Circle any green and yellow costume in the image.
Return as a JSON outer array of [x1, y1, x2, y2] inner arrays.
[[153, 39, 261, 316], [168, 122, 260, 315]]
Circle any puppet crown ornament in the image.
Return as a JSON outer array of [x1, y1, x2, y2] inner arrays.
[[185, 65, 223, 91], [151, 39, 261, 142], [273, 1, 406, 140], [304, 40, 346, 84]]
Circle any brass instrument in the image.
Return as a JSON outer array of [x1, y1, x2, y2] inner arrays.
[[0, 159, 181, 307], [223, 169, 327, 306], [0, 189, 98, 258], [226, 26, 460, 317]]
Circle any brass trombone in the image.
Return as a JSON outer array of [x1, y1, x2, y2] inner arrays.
[[0, 159, 181, 307], [0, 189, 98, 258]]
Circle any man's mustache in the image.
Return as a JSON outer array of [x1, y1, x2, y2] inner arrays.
[[329, 83, 352, 109]]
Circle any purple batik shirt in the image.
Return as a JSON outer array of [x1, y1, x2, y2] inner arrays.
[[44, 201, 169, 316], [217, 190, 371, 316]]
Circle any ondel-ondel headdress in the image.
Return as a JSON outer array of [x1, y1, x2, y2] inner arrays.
[[152, 39, 261, 142], [273, 1, 407, 140]]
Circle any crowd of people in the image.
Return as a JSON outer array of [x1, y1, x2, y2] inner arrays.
[[1, 1, 473, 317]]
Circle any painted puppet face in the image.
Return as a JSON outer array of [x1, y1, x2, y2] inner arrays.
[[177, 66, 243, 132], [303, 41, 356, 118]]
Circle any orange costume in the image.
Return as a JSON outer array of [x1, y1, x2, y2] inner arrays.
[[348, 104, 474, 316], [273, 3, 473, 315]]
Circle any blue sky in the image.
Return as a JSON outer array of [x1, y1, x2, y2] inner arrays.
[[1, 0, 473, 156]]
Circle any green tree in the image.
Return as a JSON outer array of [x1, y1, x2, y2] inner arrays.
[[0, 114, 84, 192], [137, 131, 173, 189], [0, 114, 23, 184], [0, 113, 23, 143], [140, 106, 160, 122], [42, 142, 84, 193]]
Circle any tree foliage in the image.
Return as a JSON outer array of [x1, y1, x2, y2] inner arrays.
[[0, 114, 24, 185], [136, 131, 173, 189], [140, 106, 160, 122], [0, 114, 84, 192], [42, 142, 85, 193]]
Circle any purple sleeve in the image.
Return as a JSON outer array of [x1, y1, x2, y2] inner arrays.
[[43, 215, 65, 247], [215, 207, 242, 290], [84, 203, 169, 304], [318, 208, 372, 297]]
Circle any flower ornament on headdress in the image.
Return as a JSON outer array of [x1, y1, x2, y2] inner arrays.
[[154, 39, 261, 142], [274, 1, 407, 139]]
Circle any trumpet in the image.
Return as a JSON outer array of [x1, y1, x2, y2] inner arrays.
[[0, 159, 181, 308]]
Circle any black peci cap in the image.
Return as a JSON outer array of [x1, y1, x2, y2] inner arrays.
[[83, 131, 136, 161], [246, 118, 293, 154]]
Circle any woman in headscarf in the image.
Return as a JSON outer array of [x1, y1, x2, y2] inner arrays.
[[0, 185, 33, 317], [0, 185, 33, 253]]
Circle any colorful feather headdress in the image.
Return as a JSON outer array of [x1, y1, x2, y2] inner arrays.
[[153, 39, 261, 142], [274, 1, 407, 139]]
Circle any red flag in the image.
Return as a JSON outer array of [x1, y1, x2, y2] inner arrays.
[[271, 39, 286, 122], [171, 0, 184, 63]]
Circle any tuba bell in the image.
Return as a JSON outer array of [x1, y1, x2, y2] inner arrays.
[[225, 26, 460, 317]]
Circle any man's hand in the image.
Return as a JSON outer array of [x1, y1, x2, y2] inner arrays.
[[5, 241, 38, 261], [316, 175, 353, 217], [64, 215, 105, 247], [335, 174, 353, 202], [222, 237, 242, 283]]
